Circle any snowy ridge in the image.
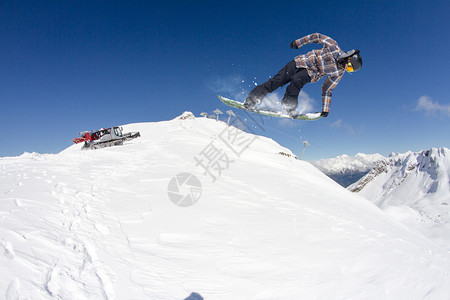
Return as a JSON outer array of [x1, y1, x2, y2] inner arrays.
[[310, 153, 384, 187], [311, 153, 385, 175], [1, 114, 450, 299], [349, 147, 450, 249], [349, 148, 449, 198]]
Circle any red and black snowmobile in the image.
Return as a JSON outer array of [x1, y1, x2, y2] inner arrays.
[[72, 127, 140, 149]]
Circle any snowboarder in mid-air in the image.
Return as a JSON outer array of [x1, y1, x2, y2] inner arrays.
[[243, 33, 362, 117]]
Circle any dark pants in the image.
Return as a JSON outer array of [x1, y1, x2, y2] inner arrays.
[[248, 60, 311, 110]]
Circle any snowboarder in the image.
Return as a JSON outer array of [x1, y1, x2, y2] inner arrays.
[[243, 33, 362, 117]]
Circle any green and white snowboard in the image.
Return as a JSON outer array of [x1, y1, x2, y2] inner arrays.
[[218, 95, 322, 121]]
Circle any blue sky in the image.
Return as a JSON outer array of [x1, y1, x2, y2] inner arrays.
[[1, 0, 449, 160]]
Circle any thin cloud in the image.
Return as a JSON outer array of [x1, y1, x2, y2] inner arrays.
[[260, 93, 282, 112], [207, 74, 248, 101], [416, 96, 450, 117], [298, 90, 315, 113], [330, 119, 356, 137], [261, 90, 316, 113], [330, 119, 343, 128], [268, 90, 318, 127]]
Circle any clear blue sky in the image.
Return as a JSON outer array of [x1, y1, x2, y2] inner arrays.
[[1, 0, 449, 160]]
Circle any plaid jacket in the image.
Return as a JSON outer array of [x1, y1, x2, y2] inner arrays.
[[294, 33, 345, 112]]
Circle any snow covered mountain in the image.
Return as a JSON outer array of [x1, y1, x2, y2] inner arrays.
[[310, 153, 385, 187], [1, 113, 450, 299], [349, 148, 450, 250]]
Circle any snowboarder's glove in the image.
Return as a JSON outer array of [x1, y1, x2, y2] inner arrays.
[[290, 40, 299, 49], [321, 111, 329, 117]]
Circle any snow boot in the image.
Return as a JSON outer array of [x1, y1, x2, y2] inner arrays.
[[282, 96, 298, 116], [243, 96, 260, 110]]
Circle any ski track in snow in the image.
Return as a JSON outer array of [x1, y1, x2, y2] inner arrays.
[[1, 113, 450, 299]]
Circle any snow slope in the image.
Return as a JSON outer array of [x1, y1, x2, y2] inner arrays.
[[1, 113, 450, 299], [349, 148, 450, 250], [310, 153, 384, 187]]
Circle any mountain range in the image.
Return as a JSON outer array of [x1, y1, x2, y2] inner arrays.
[[349, 147, 450, 250], [310, 153, 385, 187]]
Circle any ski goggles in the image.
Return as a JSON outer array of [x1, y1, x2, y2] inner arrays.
[[346, 59, 355, 72]]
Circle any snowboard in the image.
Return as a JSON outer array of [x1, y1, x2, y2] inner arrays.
[[217, 95, 322, 121]]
